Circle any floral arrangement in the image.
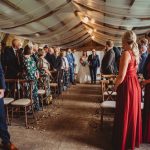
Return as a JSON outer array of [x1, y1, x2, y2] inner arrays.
[[81, 61, 88, 67]]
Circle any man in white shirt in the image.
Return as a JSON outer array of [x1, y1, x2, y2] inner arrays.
[[61, 51, 69, 87]]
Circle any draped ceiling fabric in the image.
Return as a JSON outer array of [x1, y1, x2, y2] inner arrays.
[[0, 0, 150, 48]]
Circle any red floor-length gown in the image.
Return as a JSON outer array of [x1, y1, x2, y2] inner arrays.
[[143, 57, 150, 143], [113, 51, 142, 150]]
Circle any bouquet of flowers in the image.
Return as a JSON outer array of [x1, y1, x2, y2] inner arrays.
[[81, 61, 88, 67]]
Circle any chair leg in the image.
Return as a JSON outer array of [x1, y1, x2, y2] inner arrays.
[[6, 106, 10, 125], [101, 108, 104, 129], [11, 107, 14, 124], [31, 105, 37, 124], [41, 95, 44, 110], [24, 107, 28, 128]]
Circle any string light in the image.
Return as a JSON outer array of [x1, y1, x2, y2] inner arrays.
[[94, 29, 97, 32], [82, 16, 89, 23], [35, 33, 40, 37], [91, 35, 95, 39], [88, 28, 93, 34], [91, 19, 95, 24]]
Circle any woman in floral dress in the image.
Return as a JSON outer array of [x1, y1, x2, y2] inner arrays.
[[22, 45, 40, 111], [37, 48, 51, 103]]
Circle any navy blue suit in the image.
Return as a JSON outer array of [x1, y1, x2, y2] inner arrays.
[[0, 63, 10, 144], [138, 52, 148, 74], [88, 54, 100, 83], [3, 47, 22, 79], [66, 53, 75, 83]]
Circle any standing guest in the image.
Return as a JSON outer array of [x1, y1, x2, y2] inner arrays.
[[0, 63, 18, 150], [113, 46, 121, 73], [101, 40, 115, 75], [60, 51, 69, 87], [88, 49, 100, 84], [138, 38, 148, 74], [31, 43, 39, 63], [44, 47, 55, 70], [66, 49, 75, 84], [52, 48, 63, 94], [113, 31, 142, 150], [3, 39, 23, 79], [53, 48, 62, 71], [72, 49, 78, 83], [141, 44, 150, 143], [22, 45, 40, 111], [37, 48, 51, 98]]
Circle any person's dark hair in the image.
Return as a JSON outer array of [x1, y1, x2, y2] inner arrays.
[[43, 45, 48, 49], [24, 45, 32, 55], [106, 40, 114, 47], [38, 48, 45, 57]]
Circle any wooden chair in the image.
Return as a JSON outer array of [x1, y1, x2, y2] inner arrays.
[[38, 75, 51, 110], [100, 74, 144, 128], [100, 74, 117, 127], [50, 70, 64, 100], [4, 79, 16, 125], [11, 79, 36, 128]]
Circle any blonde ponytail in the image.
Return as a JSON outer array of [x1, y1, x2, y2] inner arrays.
[[131, 41, 140, 64], [122, 31, 140, 65]]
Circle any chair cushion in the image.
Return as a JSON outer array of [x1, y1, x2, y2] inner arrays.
[[4, 98, 14, 105], [50, 83, 58, 87], [101, 101, 116, 109], [141, 102, 144, 110], [38, 89, 45, 95], [104, 91, 117, 96], [11, 99, 31, 106], [101, 101, 144, 110]]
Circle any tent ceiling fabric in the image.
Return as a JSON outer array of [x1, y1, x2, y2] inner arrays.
[[0, 0, 150, 47]]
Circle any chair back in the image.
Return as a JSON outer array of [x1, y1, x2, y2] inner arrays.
[[101, 74, 117, 101], [5, 79, 17, 98], [16, 79, 33, 100]]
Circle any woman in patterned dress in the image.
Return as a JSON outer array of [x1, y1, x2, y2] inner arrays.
[[37, 48, 51, 103], [22, 45, 40, 111]]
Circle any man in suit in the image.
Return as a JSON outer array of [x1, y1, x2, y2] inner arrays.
[[66, 49, 75, 84], [0, 63, 18, 150], [31, 43, 39, 63], [3, 39, 22, 79], [44, 46, 55, 70], [113, 46, 121, 73], [88, 49, 100, 84], [101, 40, 115, 75]]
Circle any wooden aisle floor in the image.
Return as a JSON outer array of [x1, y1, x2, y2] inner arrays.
[[3, 84, 150, 150]]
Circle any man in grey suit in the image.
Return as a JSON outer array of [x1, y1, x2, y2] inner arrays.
[[101, 40, 115, 74]]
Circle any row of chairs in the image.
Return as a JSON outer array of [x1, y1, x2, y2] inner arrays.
[[99, 74, 144, 128], [4, 70, 67, 128]]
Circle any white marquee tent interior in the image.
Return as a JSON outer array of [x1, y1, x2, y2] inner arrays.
[[0, 0, 150, 47], [0, 0, 150, 73]]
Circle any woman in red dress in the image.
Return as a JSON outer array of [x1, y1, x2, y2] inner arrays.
[[113, 31, 142, 150], [142, 48, 150, 143]]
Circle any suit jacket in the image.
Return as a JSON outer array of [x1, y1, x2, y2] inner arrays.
[[48, 54, 62, 71], [3, 47, 22, 79], [88, 54, 100, 68], [66, 53, 75, 67], [45, 53, 55, 70], [0, 63, 6, 89], [101, 49, 115, 74]]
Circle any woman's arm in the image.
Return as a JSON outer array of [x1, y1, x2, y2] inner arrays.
[[142, 79, 150, 86], [115, 51, 131, 88]]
